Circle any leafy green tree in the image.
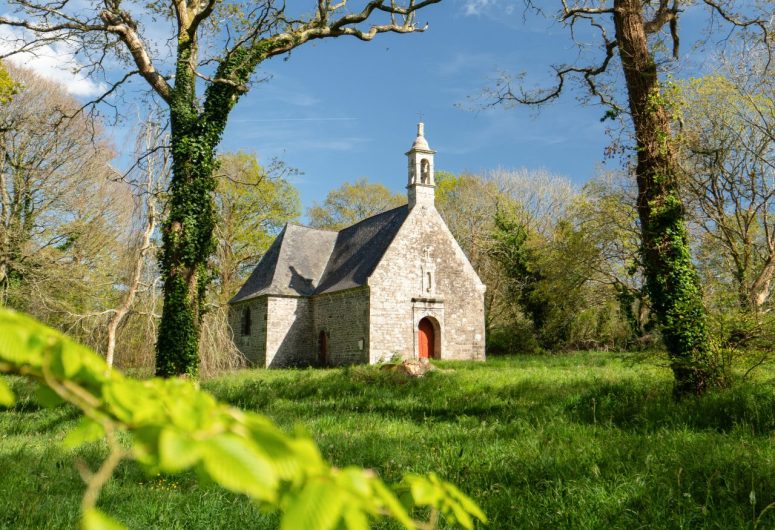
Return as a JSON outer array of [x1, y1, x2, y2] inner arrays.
[[0, 65, 117, 307], [0, 1, 440, 376], [437, 169, 605, 354], [308, 177, 404, 230], [538, 215, 643, 351], [214, 152, 300, 303], [571, 173, 651, 346], [0, 65, 133, 351], [0, 62, 17, 104], [487, 169, 587, 351], [487, 1, 770, 396], [483, 168, 648, 352], [490, 207, 551, 348], [675, 61, 774, 313]]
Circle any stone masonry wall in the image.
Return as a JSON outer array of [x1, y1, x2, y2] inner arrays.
[[312, 287, 370, 366], [368, 204, 486, 363], [230, 202, 484, 368], [265, 296, 314, 367], [229, 297, 268, 366]]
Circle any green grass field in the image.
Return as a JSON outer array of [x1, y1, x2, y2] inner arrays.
[[3, 352, 775, 529]]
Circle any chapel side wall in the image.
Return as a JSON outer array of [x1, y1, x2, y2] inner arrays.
[[265, 296, 314, 367], [369, 207, 486, 362], [312, 287, 370, 366], [229, 297, 268, 367]]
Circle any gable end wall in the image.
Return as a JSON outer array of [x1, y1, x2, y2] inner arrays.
[[368, 205, 485, 362]]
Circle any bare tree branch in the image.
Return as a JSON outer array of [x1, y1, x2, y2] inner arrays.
[[702, 0, 772, 67], [99, 10, 172, 102]]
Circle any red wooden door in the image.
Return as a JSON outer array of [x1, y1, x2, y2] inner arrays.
[[418, 318, 434, 359]]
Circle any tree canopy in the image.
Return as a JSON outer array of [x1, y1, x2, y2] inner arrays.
[[307, 177, 405, 231]]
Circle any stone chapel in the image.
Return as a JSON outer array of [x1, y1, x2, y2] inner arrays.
[[228, 124, 486, 367]]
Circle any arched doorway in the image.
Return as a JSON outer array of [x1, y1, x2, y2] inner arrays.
[[318, 330, 328, 366], [418, 317, 437, 360]]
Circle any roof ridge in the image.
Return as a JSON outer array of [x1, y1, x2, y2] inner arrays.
[[228, 226, 287, 304], [231, 204, 411, 303], [285, 221, 338, 233], [337, 203, 408, 233]]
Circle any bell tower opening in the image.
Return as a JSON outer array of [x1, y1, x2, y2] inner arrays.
[[406, 122, 436, 209], [420, 159, 430, 184]]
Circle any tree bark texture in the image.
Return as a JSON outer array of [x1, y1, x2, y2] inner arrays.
[[613, 0, 720, 397], [155, 35, 265, 376], [751, 255, 774, 309], [155, 36, 218, 376]]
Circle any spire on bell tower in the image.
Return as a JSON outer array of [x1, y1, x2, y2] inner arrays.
[[406, 122, 436, 209]]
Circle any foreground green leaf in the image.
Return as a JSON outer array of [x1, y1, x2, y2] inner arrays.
[[280, 479, 345, 530], [64, 418, 106, 448], [0, 377, 13, 407], [81, 508, 126, 530], [0, 308, 486, 529]]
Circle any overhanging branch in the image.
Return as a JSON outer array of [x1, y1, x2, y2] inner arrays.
[[493, 6, 621, 110]]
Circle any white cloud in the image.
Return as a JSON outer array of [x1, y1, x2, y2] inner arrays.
[[0, 27, 107, 97], [463, 0, 494, 16], [459, 0, 530, 30]]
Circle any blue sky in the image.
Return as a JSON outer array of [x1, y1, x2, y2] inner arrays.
[[217, 1, 617, 209], [211, 0, 724, 211], [4, 0, 735, 212]]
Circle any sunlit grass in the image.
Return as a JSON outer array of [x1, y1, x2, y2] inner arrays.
[[3, 352, 775, 529]]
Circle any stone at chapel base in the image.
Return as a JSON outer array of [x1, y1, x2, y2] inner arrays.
[[228, 123, 486, 367], [380, 359, 434, 378]]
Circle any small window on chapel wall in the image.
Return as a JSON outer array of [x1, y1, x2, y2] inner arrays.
[[241, 307, 252, 336]]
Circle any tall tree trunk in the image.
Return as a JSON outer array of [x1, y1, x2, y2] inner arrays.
[[613, 0, 721, 397], [155, 132, 216, 376], [155, 35, 219, 377], [0, 158, 10, 304]]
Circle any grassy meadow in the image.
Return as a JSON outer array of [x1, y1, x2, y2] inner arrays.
[[3, 352, 775, 529]]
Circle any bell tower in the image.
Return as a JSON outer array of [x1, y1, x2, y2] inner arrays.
[[406, 122, 436, 209]]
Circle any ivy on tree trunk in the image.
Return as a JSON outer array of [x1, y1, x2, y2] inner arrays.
[[155, 41, 269, 376], [613, 0, 720, 397]]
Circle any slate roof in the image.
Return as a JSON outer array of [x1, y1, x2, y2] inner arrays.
[[315, 205, 409, 294], [229, 204, 409, 303], [229, 224, 337, 303]]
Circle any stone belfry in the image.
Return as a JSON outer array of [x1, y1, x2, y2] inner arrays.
[[406, 122, 436, 209]]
